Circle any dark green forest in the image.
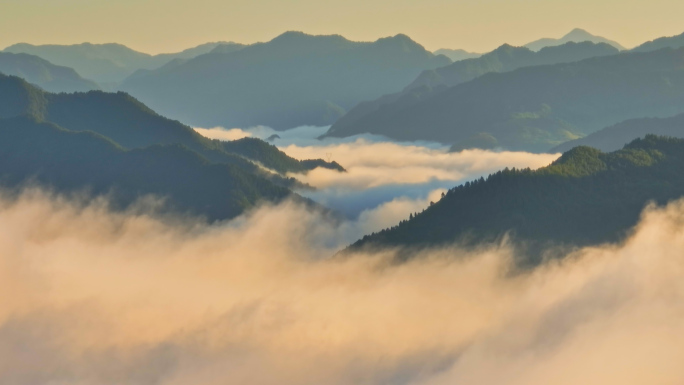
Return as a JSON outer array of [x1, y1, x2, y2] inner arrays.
[[0, 73, 342, 220], [350, 135, 684, 264]]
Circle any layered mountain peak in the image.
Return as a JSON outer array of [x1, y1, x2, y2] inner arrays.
[[524, 28, 625, 51]]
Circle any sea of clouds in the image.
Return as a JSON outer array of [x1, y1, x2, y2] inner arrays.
[[1, 126, 680, 384], [1, 189, 684, 384]]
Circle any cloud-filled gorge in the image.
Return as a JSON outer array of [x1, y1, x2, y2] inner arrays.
[[2, 189, 684, 384], [196, 126, 559, 218]]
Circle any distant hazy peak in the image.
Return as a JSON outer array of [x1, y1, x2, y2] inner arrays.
[[563, 28, 595, 40], [524, 28, 625, 52]]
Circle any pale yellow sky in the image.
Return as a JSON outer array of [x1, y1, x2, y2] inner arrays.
[[1, 0, 683, 54]]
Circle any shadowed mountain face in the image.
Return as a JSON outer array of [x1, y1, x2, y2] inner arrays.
[[0, 74, 341, 175], [0, 74, 342, 220], [433, 48, 481, 62], [328, 48, 684, 152], [0, 116, 294, 221], [325, 41, 621, 148], [349, 135, 684, 264], [0, 52, 99, 93], [524, 28, 625, 51], [551, 113, 684, 153], [632, 31, 684, 53], [118, 31, 451, 130], [3, 41, 241, 83]]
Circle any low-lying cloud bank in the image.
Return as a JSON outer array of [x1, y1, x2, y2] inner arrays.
[[1, 189, 684, 384], [195, 126, 559, 217], [283, 139, 557, 190]]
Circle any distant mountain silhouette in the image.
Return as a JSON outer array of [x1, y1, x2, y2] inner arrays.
[[433, 48, 481, 62], [349, 135, 684, 263], [0, 52, 99, 93], [524, 28, 625, 51], [326, 42, 620, 149], [632, 31, 684, 52], [551, 113, 684, 153], [3, 41, 238, 83], [118, 31, 451, 130]]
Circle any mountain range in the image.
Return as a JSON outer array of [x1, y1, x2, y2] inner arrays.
[[0, 73, 342, 220], [326, 41, 656, 151], [3, 41, 240, 84], [350, 135, 684, 264], [117, 31, 451, 130]]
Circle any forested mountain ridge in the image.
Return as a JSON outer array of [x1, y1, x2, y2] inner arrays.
[[0, 74, 341, 175], [325, 47, 684, 152], [325, 41, 619, 143], [349, 135, 684, 263], [0, 115, 294, 221], [0, 52, 99, 93], [118, 31, 451, 130]]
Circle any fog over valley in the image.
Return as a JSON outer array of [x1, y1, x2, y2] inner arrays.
[[195, 125, 558, 218], [3, 3, 684, 382], [2, 188, 684, 384]]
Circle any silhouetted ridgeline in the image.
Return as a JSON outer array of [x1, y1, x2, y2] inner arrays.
[[349, 136, 684, 264]]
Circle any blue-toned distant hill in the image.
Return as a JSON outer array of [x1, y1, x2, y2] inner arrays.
[[433, 48, 481, 62], [0, 74, 342, 220], [0, 52, 99, 93], [551, 113, 684, 153], [631, 30, 684, 52], [118, 31, 451, 130], [325, 41, 621, 150], [3, 41, 242, 83], [524, 28, 625, 51], [349, 135, 684, 264]]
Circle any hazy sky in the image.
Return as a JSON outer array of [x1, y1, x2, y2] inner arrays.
[[1, 0, 683, 54]]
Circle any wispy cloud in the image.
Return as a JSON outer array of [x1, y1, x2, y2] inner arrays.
[[1, 189, 683, 384]]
